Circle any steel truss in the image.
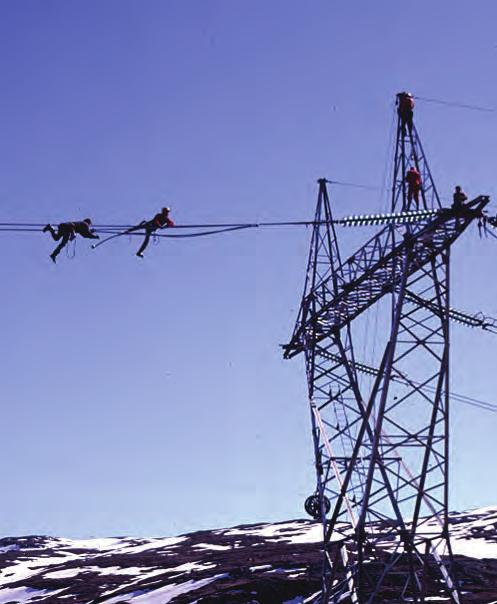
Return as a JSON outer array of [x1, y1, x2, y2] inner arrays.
[[285, 99, 489, 603]]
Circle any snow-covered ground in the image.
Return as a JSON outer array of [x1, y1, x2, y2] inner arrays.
[[1, 508, 497, 603]]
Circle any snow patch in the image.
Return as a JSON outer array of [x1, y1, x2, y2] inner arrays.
[[450, 535, 497, 559], [100, 574, 228, 603], [0, 553, 78, 585], [166, 561, 217, 574], [112, 536, 186, 555], [0, 586, 62, 603], [193, 542, 231, 551], [44, 568, 81, 579], [54, 537, 125, 551]]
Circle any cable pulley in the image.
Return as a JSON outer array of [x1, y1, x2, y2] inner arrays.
[[305, 493, 331, 520]]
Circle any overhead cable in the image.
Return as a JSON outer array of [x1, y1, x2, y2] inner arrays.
[[325, 179, 382, 191], [414, 95, 495, 113], [0, 207, 443, 238], [321, 351, 497, 415]]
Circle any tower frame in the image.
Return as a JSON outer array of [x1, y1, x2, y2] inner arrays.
[[285, 98, 489, 603]]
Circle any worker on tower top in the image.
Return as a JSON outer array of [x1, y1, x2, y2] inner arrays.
[[43, 219, 99, 263], [135, 207, 175, 258], [397, 92, 414, 134], [406, 166, 422, 209]]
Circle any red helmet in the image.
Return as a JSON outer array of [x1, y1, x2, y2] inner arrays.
[[162, 207, 171, 214]]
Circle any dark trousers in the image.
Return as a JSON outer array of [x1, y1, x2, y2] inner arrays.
[[136, 222, 157, 256], [46, 224, 73, 258], [399, 109, 413, 134], [407, 187, 420, 208]]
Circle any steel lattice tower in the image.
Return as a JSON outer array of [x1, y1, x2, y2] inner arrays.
[[284, 95, 489, 603]]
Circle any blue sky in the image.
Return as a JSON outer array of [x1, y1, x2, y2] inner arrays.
[[1, 0, 497, 538]]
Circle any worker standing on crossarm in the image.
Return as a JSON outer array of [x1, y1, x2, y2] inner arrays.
[[43, 219, 99, 263], [397, 92, 414, 134], [135, 207, 175, 258], [452, 185, 468, 211], [406, 166, 422, 208]]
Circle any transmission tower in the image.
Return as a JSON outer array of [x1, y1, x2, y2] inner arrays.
[[284, 94, 490, 603]]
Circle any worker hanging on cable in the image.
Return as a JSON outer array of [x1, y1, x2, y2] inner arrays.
[[397, 91, 414, 134], [42, 219, 99, 263], [406, 166, 422, 208], [135, 207, 175, 258]]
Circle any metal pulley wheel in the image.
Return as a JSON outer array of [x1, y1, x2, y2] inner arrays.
[[304, 493, 331, 520]]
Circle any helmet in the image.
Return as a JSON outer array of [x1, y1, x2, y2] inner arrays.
[[455, 185, 461, 191], [83, 218, 92, 225], [162, 207, 171, 214]]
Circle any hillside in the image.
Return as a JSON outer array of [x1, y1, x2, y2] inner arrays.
[[1, 508, 497, 603]]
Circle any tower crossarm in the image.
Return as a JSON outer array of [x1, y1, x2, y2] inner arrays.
[[284, 196, 489, 358]]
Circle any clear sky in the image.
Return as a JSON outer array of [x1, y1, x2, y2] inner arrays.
[[1, 0, 497, 538]]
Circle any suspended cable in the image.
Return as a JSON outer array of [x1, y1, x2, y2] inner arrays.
[[324, 351, 497, 415], [421, 385, 497, 414], [325, 179, 382, 191], [0, 207, 444, 238], [316, 350, 497, 414], [93, 224, 254, 247], [414, 95, 495, 113], [0, 227, 41, 232]]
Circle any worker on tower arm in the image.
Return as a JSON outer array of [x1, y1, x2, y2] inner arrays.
[[406, 166, 422, 208], [43, 219, 99, 263], [135, 207, 175, 258], [452, 185, 468, 211], [397, 91, 414, 134]]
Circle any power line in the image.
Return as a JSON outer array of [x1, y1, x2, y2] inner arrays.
[[0, 207, 447, 237], [0, 220, 321, 231], [324, 179, 383, 191], [424, 386, 497, 414], [414, 95, 495, 113], [96, 225, 253, 240]]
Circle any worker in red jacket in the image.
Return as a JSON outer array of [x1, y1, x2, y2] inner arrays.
[[43, 219, 99, 263], [136, 207, 175, 258], [397, 91, 414, 134], [406, 167, 422, 208]]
